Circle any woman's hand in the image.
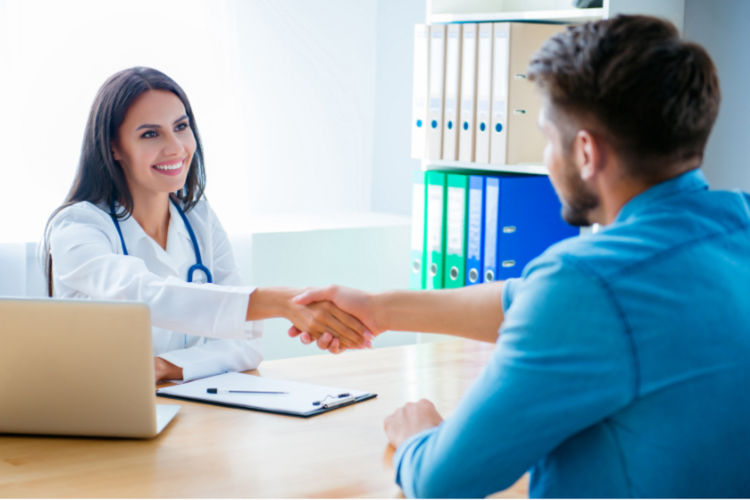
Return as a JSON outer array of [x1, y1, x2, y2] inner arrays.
[[154, 356, 183, 383]]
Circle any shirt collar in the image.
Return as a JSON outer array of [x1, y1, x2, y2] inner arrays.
[[614, 168, 709, 224]]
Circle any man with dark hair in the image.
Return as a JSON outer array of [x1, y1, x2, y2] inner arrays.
[[292, 15, 750, 497]]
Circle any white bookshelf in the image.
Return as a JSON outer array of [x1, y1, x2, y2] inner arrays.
[[428, 8, 605, 25], [424, 161, 547, 175]]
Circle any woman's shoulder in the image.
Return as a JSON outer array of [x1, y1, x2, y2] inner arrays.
[[49, 201, 113, 231], [182, 197, 220, 225]]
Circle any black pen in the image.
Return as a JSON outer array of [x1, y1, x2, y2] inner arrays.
[[206, 388, 287, 395]]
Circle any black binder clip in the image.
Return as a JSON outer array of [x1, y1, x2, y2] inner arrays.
[[312, 393, 354, 408]]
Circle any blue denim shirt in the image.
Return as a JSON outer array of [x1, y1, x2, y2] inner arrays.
[[394, 169, 750, 498]]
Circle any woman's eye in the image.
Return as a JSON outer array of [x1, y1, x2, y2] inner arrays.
[[175, 122, 189, 132], [140, 130, 157, 139]]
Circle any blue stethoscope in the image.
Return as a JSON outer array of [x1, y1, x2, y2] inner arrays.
[[109, 197, 214, 284]]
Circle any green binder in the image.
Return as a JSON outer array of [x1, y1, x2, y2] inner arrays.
[[444, 173, 469, 288], [424, 171, 447, 289], [409, 171, 427, 289]]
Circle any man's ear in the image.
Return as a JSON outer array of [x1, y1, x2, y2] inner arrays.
[[573, 129, 601, 181]]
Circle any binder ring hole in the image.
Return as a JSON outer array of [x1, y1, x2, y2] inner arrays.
[[412, 260, 421, 273], [450, 266, 459, 280], [485, 270, 495, 282], [468, 269, 479, 283], [429, 263, 438, 276]]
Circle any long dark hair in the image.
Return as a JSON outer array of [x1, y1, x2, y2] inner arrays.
[[43, 67, 207, 296]]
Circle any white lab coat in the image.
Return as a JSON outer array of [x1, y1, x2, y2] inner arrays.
[[48, 199, 263, 381]]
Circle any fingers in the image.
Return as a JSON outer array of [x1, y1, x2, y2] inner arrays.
[[292, 285, 336, 306], [309, 302, 366, 349], [329, 338, 342, 354], [328, 303, 372, 343], [316, 332, 334, 350]]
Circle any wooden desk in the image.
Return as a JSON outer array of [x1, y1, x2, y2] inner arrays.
[[0, 340, 529, 498]]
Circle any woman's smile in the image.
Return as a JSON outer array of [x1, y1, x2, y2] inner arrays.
[[152, 158, 186, 176]]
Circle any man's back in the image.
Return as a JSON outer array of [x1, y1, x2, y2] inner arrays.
[[529, 169, 750, 497]]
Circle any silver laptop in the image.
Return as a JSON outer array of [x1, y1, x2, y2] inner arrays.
[[0, 298, 179, 438]]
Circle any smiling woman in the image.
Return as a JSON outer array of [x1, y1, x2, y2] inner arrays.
[[42, 67, 371, 384]]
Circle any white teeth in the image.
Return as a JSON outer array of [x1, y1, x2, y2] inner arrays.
[[154, 162, 182, 171]]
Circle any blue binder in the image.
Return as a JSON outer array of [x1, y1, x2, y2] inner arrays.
[[496, 175, 578, 280], [465, 175, 485, 285], [482, 176, 501, 282]]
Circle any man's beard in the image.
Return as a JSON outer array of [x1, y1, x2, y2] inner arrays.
[[559, 158, 600, 227]]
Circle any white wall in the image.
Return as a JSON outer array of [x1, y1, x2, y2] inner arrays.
[[0, 0, 385, 243], [371, 0, 425, 216], [684, 0, 750, 192]]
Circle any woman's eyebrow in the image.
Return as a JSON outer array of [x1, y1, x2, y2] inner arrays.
[[135, 115, 187, 131], [136, 123, 161, 131]]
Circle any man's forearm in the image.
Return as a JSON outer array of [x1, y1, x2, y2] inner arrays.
[[371, 282, 504, 342]]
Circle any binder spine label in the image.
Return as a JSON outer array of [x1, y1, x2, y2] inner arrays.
[[466, 186, 483, 261], [483, 179, 500, 280], [446, 187, 465, 256], [426, 184, 444, 253]]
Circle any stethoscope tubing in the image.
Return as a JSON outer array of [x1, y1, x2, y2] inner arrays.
[[109, 198, 214, 284]]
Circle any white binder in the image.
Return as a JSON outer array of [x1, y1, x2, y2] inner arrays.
[[410, 24, 430, 159], [458, 23, 478, 162], [441, 23, 462, 161], [427, 24, 447, 161], [474, 23, 494, 164], [490, 23, 510, 165]]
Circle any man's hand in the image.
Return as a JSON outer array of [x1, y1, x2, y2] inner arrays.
[[289, 285, 382, 353], [384, 399, 444, 449]]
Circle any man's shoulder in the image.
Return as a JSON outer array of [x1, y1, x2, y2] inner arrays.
[[529, 188, 750, 282], [525, 229, 640, 281]]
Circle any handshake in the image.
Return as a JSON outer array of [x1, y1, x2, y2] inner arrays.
[[284, 285, 381, 354]]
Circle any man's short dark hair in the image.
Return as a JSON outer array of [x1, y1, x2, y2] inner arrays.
[[527, 15, 721, 180]]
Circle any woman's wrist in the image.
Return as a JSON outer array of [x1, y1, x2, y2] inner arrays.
[[246, 287, 300, 322]]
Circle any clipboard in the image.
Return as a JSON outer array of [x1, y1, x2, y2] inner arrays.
[[156, 372, 376, 418]]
